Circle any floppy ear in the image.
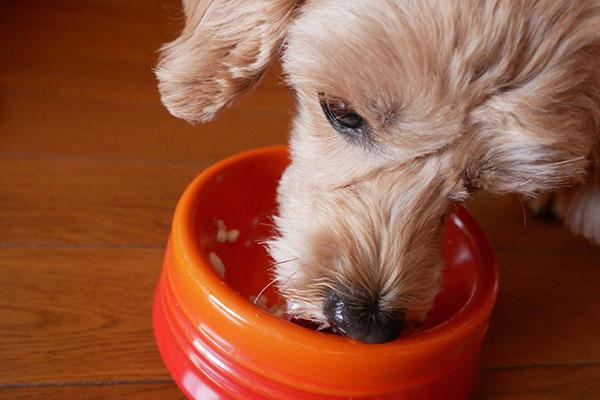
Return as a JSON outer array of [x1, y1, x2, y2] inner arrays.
[[468, 5, 600, 197], [156, 0, 297, 124]]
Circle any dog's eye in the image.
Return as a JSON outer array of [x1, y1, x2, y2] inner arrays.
[[319, 94, 370, 140]]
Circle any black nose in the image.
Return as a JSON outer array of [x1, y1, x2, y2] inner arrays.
[[323, 290, 404, 344]]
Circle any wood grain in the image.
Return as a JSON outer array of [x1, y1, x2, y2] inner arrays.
[[0, 157, 206, 246], [479, 365, 600, 400], [0, 383, 183, 400], [0, 366, 598, 400], [0, 247, 169, 384], [0, 84, 290, 161], [0, 0, 292, 161], [483, 251, 600, 367]]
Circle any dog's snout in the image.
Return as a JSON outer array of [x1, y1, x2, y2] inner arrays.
[[323, 290, 404, 344]]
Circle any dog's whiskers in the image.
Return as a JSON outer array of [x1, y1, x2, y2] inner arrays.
[[253, 277, 280, 305], [271, 257, 299, 266], [266, 257, 299, 273], [254, 269, 299, 305]]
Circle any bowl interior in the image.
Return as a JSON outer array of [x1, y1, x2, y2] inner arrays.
[[192, 147, 481, 337]]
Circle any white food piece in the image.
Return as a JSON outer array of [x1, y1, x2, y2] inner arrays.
[[269, 303, 286, 318], [216, 220, 228, 243], [208, 252, 225, 278], [216, 230, 227, 243], [226, 229, 240, 243], [216, 219, 240, 243]]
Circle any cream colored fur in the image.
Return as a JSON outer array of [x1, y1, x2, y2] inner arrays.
[[157, 0, 600, 330]]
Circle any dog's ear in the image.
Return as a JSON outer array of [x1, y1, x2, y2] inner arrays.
[[156, 0, 298, 124], [469, 8, 600, 197]]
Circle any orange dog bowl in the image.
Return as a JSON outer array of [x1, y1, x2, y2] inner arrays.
[[153, 146, 499, 399]]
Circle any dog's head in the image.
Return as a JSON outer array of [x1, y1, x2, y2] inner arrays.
[[157, 0, 600, 343]]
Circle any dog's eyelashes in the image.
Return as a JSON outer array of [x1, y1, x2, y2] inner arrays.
[[323, 100, 362, 128], [319, 94, 371, 143]]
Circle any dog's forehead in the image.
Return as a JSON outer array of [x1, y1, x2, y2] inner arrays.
[[285, 1, 450, 105], [287, 2, 397, 103]]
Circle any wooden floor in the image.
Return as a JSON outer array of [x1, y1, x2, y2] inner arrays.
[[0, 1, 598, 399]]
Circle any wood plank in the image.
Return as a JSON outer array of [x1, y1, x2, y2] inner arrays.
[[0, 143, 326, 248], [0, 0, 293, 161], [479, 365, 600, 400], [0, 383, 183, 400], [0, 365, 598, 400], [0, 77, 291, 161], [0, 157, 204, 246], [483, 252, 600, 367], [467, 194, 600, 367], [0, 247, 170, 384]]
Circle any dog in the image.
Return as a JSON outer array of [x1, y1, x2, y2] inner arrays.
[[156, 0, 600, 343]]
